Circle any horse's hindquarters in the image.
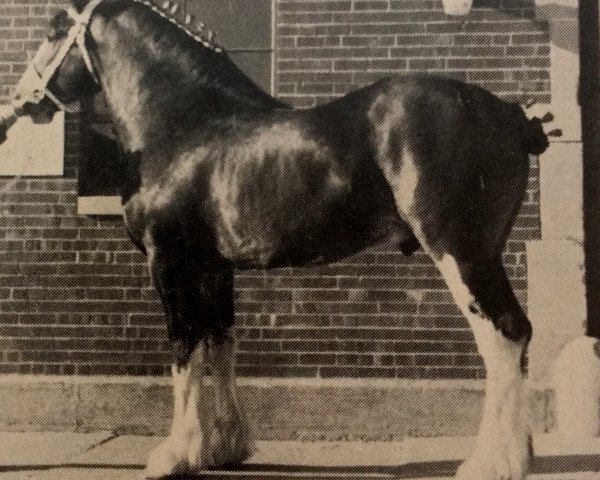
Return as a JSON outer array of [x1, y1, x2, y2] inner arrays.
[[367, 78, 534, 480], [369, 78, 531, 259]]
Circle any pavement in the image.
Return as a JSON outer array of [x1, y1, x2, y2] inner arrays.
[[0, 432, 600, 480]]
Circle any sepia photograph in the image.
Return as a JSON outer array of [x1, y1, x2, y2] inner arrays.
[[0, 0, 593, 479]]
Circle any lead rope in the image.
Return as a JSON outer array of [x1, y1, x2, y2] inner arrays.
[[0, 103, 27, 195]]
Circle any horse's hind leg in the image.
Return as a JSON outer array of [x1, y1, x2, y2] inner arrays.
[[436, 254, 532, 480], [144, 252, 250, 478], [372, 82, 534, 478]]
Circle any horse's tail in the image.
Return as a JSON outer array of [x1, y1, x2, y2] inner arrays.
[[463, 86, 550, 157], [512, 103, 549, 156], [522, 115, 549, 155]]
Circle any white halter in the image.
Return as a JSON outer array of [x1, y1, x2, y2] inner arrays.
[[18, 0, 222, 114], [20, 0, 104, 113], [65, 0, 105, 82]]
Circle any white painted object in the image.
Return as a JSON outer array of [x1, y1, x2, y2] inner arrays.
[[527, 240, 585, 383], [0, 109, 64, 176], [442, 0, 473, 16], [77, 196, 122, 215], [554, 336, 600, 437]]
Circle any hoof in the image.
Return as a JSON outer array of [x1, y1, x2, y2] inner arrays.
[[144, 425, 252, 479], [456, 458, 528, 480], [144, 437, 200, 479], [208, 418, 253, 467], [455, 435, 532, 480]]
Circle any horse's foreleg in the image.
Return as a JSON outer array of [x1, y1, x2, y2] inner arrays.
[[144, 253, 245, 478], [436, 254, 532, 480], [148, 334, 252, 477], [144, 251, 207, 478], [206, 330, 253, 466], [146, 342, 208, 478]]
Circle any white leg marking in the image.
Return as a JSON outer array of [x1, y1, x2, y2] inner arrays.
[[437, 255, 531, 480], [206, 333, 253, 466], [145, 343, 208, 478]]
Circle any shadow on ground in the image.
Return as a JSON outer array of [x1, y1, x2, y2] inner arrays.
[[1, 453, 599, 479]]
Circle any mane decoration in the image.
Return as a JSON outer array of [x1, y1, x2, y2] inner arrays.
[[132, 0, 223, 53]]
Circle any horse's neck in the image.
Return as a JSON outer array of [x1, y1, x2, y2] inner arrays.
[[91, 5, 282, 153]]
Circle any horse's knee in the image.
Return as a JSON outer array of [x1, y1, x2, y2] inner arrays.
[[166, 273, 235, 368]]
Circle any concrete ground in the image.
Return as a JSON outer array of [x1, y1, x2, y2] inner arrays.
[[1, 432, 599, 480]]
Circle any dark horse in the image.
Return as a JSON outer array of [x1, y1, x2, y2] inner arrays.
[[2, 0, 550, 478]]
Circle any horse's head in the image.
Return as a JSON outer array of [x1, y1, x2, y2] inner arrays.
[[14, 6, 101, 122], [0, 2, 101, 143]]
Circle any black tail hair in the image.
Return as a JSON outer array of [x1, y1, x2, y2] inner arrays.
[[511, 103, 549, 156], [523, 116, 549, 155]]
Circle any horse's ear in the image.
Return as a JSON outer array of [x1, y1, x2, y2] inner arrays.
[[70, 0, 91, 12]]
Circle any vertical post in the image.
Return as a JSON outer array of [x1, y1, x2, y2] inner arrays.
[[579, 0, 600, 338], [547, 1, 600, 439]]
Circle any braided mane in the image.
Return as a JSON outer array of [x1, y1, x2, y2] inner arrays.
[[132, 0, 223, 53]]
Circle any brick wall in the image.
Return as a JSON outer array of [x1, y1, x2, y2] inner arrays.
[[276, 0, 550, 106], [0, 0, 548, 378]]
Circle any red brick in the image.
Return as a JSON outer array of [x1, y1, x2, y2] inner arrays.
[[236, 365, 318, 377]]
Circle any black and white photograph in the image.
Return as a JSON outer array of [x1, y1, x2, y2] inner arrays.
[[0, 0, 594, 479]]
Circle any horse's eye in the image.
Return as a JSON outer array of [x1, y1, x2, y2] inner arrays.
[[47, 28, 68, 42], [48, 11, 70, 40]]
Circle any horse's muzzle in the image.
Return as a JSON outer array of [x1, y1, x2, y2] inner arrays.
[[0, 97, 57, 145]]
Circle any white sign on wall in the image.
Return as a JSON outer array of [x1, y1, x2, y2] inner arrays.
[[0, 110, 64, 176]]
